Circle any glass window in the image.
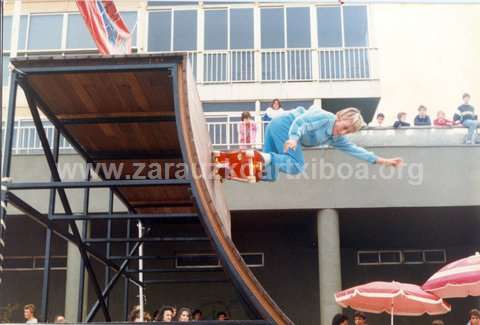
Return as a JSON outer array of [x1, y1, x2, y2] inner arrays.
[[343, 6, 368, 47], [3, 55, 10, 85], [66, 14, 96, 49], [18, 15, 28, 50], [148, 11, 172, 51], [28, 14, 63, 50], [122, 11, 138, 47], [204, 9, 227, 50], [261, 8, 284, 49], [317, 7, 342, 47], [230, 8, 253, 49], [286, 7, 310, 48], [173, 10, 197, 51], [3, 16, 12, 51]]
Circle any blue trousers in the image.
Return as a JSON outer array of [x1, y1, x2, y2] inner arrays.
[[463, 119, 480, 143], [262, 112, 305, 181]]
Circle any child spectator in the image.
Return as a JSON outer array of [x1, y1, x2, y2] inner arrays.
[[454, 93, 479, 144], [53, 315, 65, 323], [192, 309, 203, 321], [216, 311, 229, 320], [393, 112, 410, 128], [434, 110, 455, 126], [432, 320, 444, 325], [154, 306, 174, 322], [238, 111, 257, 149], [414, 105, 432, 126], [354, 311, 367, 325], [262, 98, 285, 121], [375, 113, 385, 127], [176, 308, 192, 322], [23, 305, 37, 324], [332, 313, 349, 325], [468, 309, 480, 325]]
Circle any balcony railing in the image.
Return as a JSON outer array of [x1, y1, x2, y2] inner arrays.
[[200, 47, 377, 84]]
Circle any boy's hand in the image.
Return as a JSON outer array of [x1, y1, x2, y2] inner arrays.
[[377, 157, 403, 167], [284, 139, 298, 152]]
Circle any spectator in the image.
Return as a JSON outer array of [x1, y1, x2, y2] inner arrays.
[[414, 105, 432, 126], [238, 111, 257, 149], [192, 309, 203, 321], [432, 320, 444, 325], [53, 315, 65, 323], [128, 305, 141, 322], [154, 306, 175, 322], [374, 113, 385, 127], [354, 311, 367, 325], [23, 304, 38, 324], [454, 93, 479, 144], [468, 309, 480, 325], [176, 308, 192, 322], [393, 112, 410, 128], [332, 313, 349, 325], [263, 98, 285, 121], [434, 110, 455, 126], [216, 311, 229, 320]]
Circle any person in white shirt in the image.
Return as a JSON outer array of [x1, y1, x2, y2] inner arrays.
[[24, 304, 38, 324], [263, 98, 285, 121]]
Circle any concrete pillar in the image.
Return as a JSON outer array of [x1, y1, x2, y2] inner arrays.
[[64, 221, 88, 322], [317, 209, 342, 325]]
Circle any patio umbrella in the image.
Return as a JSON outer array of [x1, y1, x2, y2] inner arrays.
[[423, 252, 480, 298], [335, 281, 451, 325]]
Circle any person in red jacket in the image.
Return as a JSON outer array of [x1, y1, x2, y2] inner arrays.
[[434, 110, 457, 126]]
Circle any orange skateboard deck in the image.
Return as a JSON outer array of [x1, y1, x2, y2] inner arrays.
[[213, 150, 264, 183]]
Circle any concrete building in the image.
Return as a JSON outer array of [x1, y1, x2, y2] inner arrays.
[[1, 1, 480, 324]]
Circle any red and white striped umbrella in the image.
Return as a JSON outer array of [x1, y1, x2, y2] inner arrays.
[[335, 281, 451, 325], [423, 252, 480, 298]]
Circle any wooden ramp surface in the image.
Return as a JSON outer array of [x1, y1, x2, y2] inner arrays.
[[10, 54, 293, 325]]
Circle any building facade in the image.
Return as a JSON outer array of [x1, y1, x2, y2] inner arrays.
[[1, 1, 480, 325]]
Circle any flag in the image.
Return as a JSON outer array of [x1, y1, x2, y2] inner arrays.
[[76, 0, 132, 55]]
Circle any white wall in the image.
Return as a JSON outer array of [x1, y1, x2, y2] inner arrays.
[[372, 3, 480, 124]]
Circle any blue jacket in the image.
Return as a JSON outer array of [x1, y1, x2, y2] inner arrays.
[[288, 106, 378, 164]]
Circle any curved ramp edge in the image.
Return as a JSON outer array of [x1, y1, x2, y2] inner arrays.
[[176, 59, 294, 325]]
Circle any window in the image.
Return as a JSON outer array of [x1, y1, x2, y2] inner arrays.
[[3, 55, 10, 86], [28, 14, 63, 50], [3, 255, 67, 271], [122, 11, 138, 47], [358, 250, 447, 266], [317, 7, 342, 47], [176, 253, 264, 269], [343, 6, 368, 47], [173, 10, 197, 51], [230, 8, 253, 49], [286, 7, 310, 48], [261, 8, 284, 49], [18, 15, 28, 50], [204, 9, 228, 50], [67, 14, 96, 49], [148, 11, 172, 51], [3, 16, 12, 51]]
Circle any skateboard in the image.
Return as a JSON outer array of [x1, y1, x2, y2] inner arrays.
[[213, 149, 264, 183]]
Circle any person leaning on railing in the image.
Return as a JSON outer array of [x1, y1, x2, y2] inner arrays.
[[414, 105, 432, 126], [262, 98, 285, 121], [454, 93, 479, 144], [238, 111, 257, 149]]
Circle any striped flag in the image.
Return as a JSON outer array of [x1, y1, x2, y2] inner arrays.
[[76, 0, 132, 55]]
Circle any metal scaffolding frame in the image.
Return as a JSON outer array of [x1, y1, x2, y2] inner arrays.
[[0, 65, 258, 324]]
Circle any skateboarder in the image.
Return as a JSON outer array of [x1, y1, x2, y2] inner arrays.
[[214, 106, 403, 182]]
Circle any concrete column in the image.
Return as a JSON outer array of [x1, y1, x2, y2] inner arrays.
[[317, 209, 342, 325], [64, 221, 88, 322]]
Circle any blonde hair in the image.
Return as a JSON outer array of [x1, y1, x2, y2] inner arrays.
[[336, 107, 366, 132]]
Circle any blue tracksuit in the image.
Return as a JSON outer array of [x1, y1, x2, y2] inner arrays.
[[262, 106, 379, 181]]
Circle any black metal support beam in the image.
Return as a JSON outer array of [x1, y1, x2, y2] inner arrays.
[[123, 218, 131, 322], [85, 236, 208, 243], [7, 178, 190, 190], [50, 212, 198, 221], [125, 268, 222, 273], [143, 279, 229, 285], [21, 84, 112, 321], [40, 128, 60, 322], [86, 228, 150, 322], [4, 192, 143, 289], [104, 190, 114, 308], [0, 72, 18, 283], [61, 114, 176, 125]]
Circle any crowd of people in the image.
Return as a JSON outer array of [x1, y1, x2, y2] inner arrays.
[[236, 93, 479, 148], [129, 305, 230, 322], [331, 308, 480, 325], [20, 303, 229, 323]]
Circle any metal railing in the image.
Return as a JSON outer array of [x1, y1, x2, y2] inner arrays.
[[201, 47, 376, 83]]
